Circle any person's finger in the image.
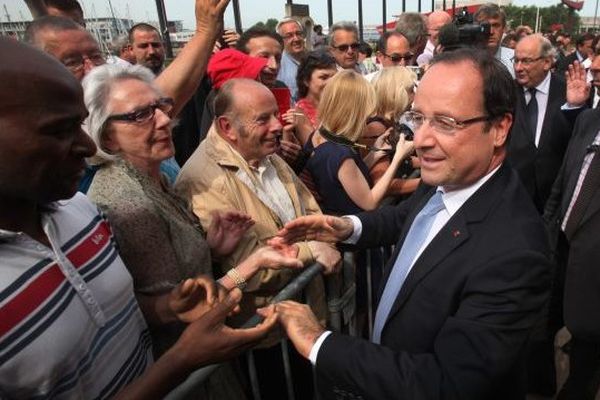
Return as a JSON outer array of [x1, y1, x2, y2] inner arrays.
[[195, 276, 217, 305], [256, 304, 276, 318], [204, 287, 242, 324], [178, 278, 195, 297]]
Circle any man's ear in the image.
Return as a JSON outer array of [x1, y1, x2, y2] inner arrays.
[[492, 113, 513, 148], [216, 115, 237, 143]]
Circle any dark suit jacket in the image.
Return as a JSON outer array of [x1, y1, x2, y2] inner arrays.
[[508, 73, 574, 212], [315, 164, 552, 400], [544, 108, 600, 341], [555, 51, 579, 74]]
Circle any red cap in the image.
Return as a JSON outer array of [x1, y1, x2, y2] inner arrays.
[[207, 48, 268, 89]]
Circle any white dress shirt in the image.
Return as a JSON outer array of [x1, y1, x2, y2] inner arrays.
[[309, 165, 502, 364], [524, 71, 551, 147]]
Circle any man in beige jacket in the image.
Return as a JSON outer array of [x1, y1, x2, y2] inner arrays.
[[176, 78, 339, 329], [176, 78, 340, 399]]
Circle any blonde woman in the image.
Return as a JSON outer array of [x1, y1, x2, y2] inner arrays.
[[363, 66, 420, 197], [304, 70, 414, 215]]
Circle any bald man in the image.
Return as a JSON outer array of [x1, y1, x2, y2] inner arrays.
[[418, 10, 451, 65], [0, 37, 275, 398]]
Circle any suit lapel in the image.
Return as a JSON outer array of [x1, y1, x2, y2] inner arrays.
[[562, 115, 600, 214], [387, 216, 469, 317], [579, 188, 600, 229], [381, 165, 510, 330]]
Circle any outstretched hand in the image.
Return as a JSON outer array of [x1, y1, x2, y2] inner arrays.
[[276, 215, 354, 244], [258, 300, 325, 359], [566, 60, 591, 107], [206, 210, 254, 257], [247, 244, 303, 271], [173, 288, 278, 369], [169, 275, 229, 323]]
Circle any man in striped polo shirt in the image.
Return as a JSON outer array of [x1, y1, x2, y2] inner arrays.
[[0, 38, 276, 399]]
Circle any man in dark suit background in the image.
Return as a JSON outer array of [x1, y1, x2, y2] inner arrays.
[[264, 49, 552, 400], [509, 34, 577, 396], [509, 34, 575, 214], [544, 99, 600, 400], [555, 32, 594, 74]]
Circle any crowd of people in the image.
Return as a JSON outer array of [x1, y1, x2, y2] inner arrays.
[[2, 0, 600, 399]]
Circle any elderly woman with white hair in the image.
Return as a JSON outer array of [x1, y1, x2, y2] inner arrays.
[[81, 64, 301, 369]]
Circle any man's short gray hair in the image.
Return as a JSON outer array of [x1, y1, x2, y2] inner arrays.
[[395, 13, 427, 47], [109, 35, 129, 57], [537, 35, 557, 63], [276, 18, 303, 35], [328, 21, 358, 46], [81, 64, 159, 163]]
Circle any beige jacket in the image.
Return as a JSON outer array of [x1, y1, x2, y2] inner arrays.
[[175, 125, 329, 342]]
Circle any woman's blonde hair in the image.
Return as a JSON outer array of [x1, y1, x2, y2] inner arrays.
[[372, 66, 415, 122], [318, 70, 376, 142]]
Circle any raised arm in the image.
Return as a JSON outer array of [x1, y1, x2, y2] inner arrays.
[[154, 0, 230, 116], [23, 0, 48, 19]]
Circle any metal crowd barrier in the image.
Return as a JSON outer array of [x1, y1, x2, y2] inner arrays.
[[165, 262, 325, 400], [166, 245, 393, 400]]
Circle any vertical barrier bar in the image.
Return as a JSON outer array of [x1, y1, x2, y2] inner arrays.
[[232, 0, 242, 33], [402, 0, 406, 13], [358, 0, 364, 41], [365, 249, 374, 340], [382, 0, 387, 33], [154, 0, 173, 58], [281, 340, 296, 400], [247, 350, 262, 400], [327, 0, 333, 29]]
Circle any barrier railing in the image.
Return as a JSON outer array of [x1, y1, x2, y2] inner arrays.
[[166, 244, 393, 400], [165, 262, 325, 400]]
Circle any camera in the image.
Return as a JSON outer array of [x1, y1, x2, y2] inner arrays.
[[457, 22, 491, 48], [386, 122, 414, 148], [439, 8, 491, 51]]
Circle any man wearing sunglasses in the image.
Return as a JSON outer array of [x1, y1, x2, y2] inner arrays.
[[328, 21, 362, 73], [267, 48, 551, 400], [365, 31, 412, 82]]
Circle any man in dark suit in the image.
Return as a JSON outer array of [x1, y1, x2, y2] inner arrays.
[[509, 34, 575, 214], [555, 32, 594, 74], [544, 106, 600, 400], [509, 34, 576, 396], [264, 49, 552, 400]]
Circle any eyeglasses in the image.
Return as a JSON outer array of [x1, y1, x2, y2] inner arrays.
[[107, 97, 174, 124], [331, 42, 360, 52], [512, 56, 543, 66], [402, 110, 490, 134], [282, 31, 305, 40], [62, 52, 106, 72], [384, 52, 414, 63]]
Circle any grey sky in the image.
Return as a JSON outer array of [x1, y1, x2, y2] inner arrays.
[[1, 0, 596, 30]]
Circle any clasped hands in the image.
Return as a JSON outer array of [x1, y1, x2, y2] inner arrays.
[[259, 215, 356, 359]]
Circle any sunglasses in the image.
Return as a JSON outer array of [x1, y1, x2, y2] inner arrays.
[[384, 52, 414, 63], [332, 42, 360, 52], [107, 97, 174, 124]]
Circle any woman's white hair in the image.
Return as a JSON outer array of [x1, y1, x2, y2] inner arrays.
[[81, 63, 160, 164]]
